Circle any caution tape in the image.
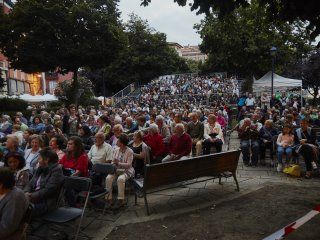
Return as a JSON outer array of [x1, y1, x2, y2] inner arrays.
[[263, 205, 320, 240]]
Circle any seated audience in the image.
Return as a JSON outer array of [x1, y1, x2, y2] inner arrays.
[[24, 148, 64, 217], [155, 115, 171, 144], [24, 134, 42, 176], [124, 117, 138, 134], [3, 135, 24, 160], [0, 167, 29, 240], [143, 124, 165, 163], [294, 119, 319, 178], [21, 129, 34, 152], [49, 135, 66, 160], [129, 131, 150, 177], [203, 114, 224, 154], [109, 124, 123, 149], [12, 124, 24, 146], [186, 113, 204, 156], [59, 136, 89, 177], [88, 132, 113, 165], [97, 115, 111, 138], [106, 134, 134, 208], [259, 120, 278, 166], [237, 118, 260, 166], [78, 125, 94, 151], [29, 116, 45, 134], [276, 125, 294, 172], [0, 115, 13, 135], [137, 115, 149, 131], [4, 152, 29, 189], [162, 124, 192, 162]]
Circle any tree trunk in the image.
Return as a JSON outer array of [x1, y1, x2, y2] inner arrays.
[[73, 69, 79, 106], [312, 86, 319, 106]]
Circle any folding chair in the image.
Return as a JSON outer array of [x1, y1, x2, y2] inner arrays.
[[42, 177, 92, 240], [86, 163, 115, 200], [21, 204, 33, 240]]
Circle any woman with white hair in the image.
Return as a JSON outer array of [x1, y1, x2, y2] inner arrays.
[[143, 124, 165, 163]]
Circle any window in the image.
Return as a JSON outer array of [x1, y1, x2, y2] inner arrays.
[[49, 81, 57, 94]]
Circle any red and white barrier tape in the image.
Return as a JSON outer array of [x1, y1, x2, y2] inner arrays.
[[263, 205, 320, 240]]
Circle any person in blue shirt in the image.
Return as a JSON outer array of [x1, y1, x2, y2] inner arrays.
[[29, 116, 45, 134]]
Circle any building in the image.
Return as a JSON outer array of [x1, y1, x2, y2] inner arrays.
[[45, 72, 73, 94], [0, 0, 43, 96], [168, 42, 207, 62]]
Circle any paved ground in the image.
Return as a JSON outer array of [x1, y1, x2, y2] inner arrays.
[[106, 184, 320, 240], [28, 133, 320, 240]]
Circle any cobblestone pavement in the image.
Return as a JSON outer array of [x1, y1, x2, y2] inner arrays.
[[30, 133, 320, 240]]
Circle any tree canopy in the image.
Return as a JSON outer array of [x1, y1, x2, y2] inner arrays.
[[195, 1, 312, 80], [0, 0, 127, 102], [141, 0, 320, 43]]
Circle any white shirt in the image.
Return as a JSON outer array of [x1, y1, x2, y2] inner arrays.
[[88, 142, 113, 165], [203, 122, 224, 143], [24, 149, 39, 170], [245, 97, 255, 106]]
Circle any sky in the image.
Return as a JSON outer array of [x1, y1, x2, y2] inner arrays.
[[118, 0, 204, 46]]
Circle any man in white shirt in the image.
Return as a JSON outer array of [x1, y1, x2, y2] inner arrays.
[[245, 93, 255, 111], [88, 133, 113, 165]]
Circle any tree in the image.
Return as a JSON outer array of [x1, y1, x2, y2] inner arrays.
[[84, 14, 189, 96], [195, 1, 312, 81], [300, 50, 320, 105], [0, 0, 127, 102], [54, 76, 95, 106], [141, 0, 320, 43], [185, 59, 201, 73]]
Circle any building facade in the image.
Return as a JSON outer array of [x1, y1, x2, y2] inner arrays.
[[0, 0, 44, 96], [168, 42, 207, 62]]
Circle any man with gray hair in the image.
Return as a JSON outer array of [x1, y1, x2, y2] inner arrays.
[[155, 115, 171, 144], [162, 123, 192, 162], [186, 112, 204, 156], [88, 132, 113, 165]]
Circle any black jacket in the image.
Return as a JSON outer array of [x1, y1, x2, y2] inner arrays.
[[24, 163, 64, 212]]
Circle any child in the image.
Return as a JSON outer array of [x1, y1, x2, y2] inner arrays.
[[276, 125, 294, 172]]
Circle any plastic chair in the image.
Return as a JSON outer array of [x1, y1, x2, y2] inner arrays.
[[42, 177, 92, 240]]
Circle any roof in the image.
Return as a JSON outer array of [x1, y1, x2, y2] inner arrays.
[[168, 42, 183, 49]]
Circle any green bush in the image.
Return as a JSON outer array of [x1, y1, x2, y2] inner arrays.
[[0, 98, 29, 112]]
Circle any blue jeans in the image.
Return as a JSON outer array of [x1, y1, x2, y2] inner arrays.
[[277, 146, 292, 164], [240, 140, 259, 165]]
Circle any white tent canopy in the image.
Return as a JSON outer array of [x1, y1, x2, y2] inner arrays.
[[18, 94, 58, 102], [253, 71, 302, 93]]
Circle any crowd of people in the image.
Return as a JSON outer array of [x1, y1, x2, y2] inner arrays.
[[232, 92, 320, 178], [0, 73, 319, 239]]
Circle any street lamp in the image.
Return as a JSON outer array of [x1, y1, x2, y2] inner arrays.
[[270, 46, 277, 97]]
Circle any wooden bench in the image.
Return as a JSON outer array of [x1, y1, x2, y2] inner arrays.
[[133, 149, 241, 215]]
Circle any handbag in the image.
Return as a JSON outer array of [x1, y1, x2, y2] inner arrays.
[[283, 164, 301, 177]]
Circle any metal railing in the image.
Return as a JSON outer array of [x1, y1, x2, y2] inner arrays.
[[112, 83, 137, 106]]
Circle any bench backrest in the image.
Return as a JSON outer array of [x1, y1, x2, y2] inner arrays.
[[144, 150, 241, 190]]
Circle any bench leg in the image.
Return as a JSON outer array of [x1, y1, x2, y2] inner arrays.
[[219, 176, 222, 185], [143, 193, 150, 216], [232, 171, 240, 192], [134, 191, 138, 205]]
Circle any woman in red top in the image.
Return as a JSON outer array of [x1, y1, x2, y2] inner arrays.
[[143, 123, 165, 163], [59, 136, 89, 177]]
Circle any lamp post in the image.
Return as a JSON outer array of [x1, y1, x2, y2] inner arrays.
[[270, 46, 277, 97]]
